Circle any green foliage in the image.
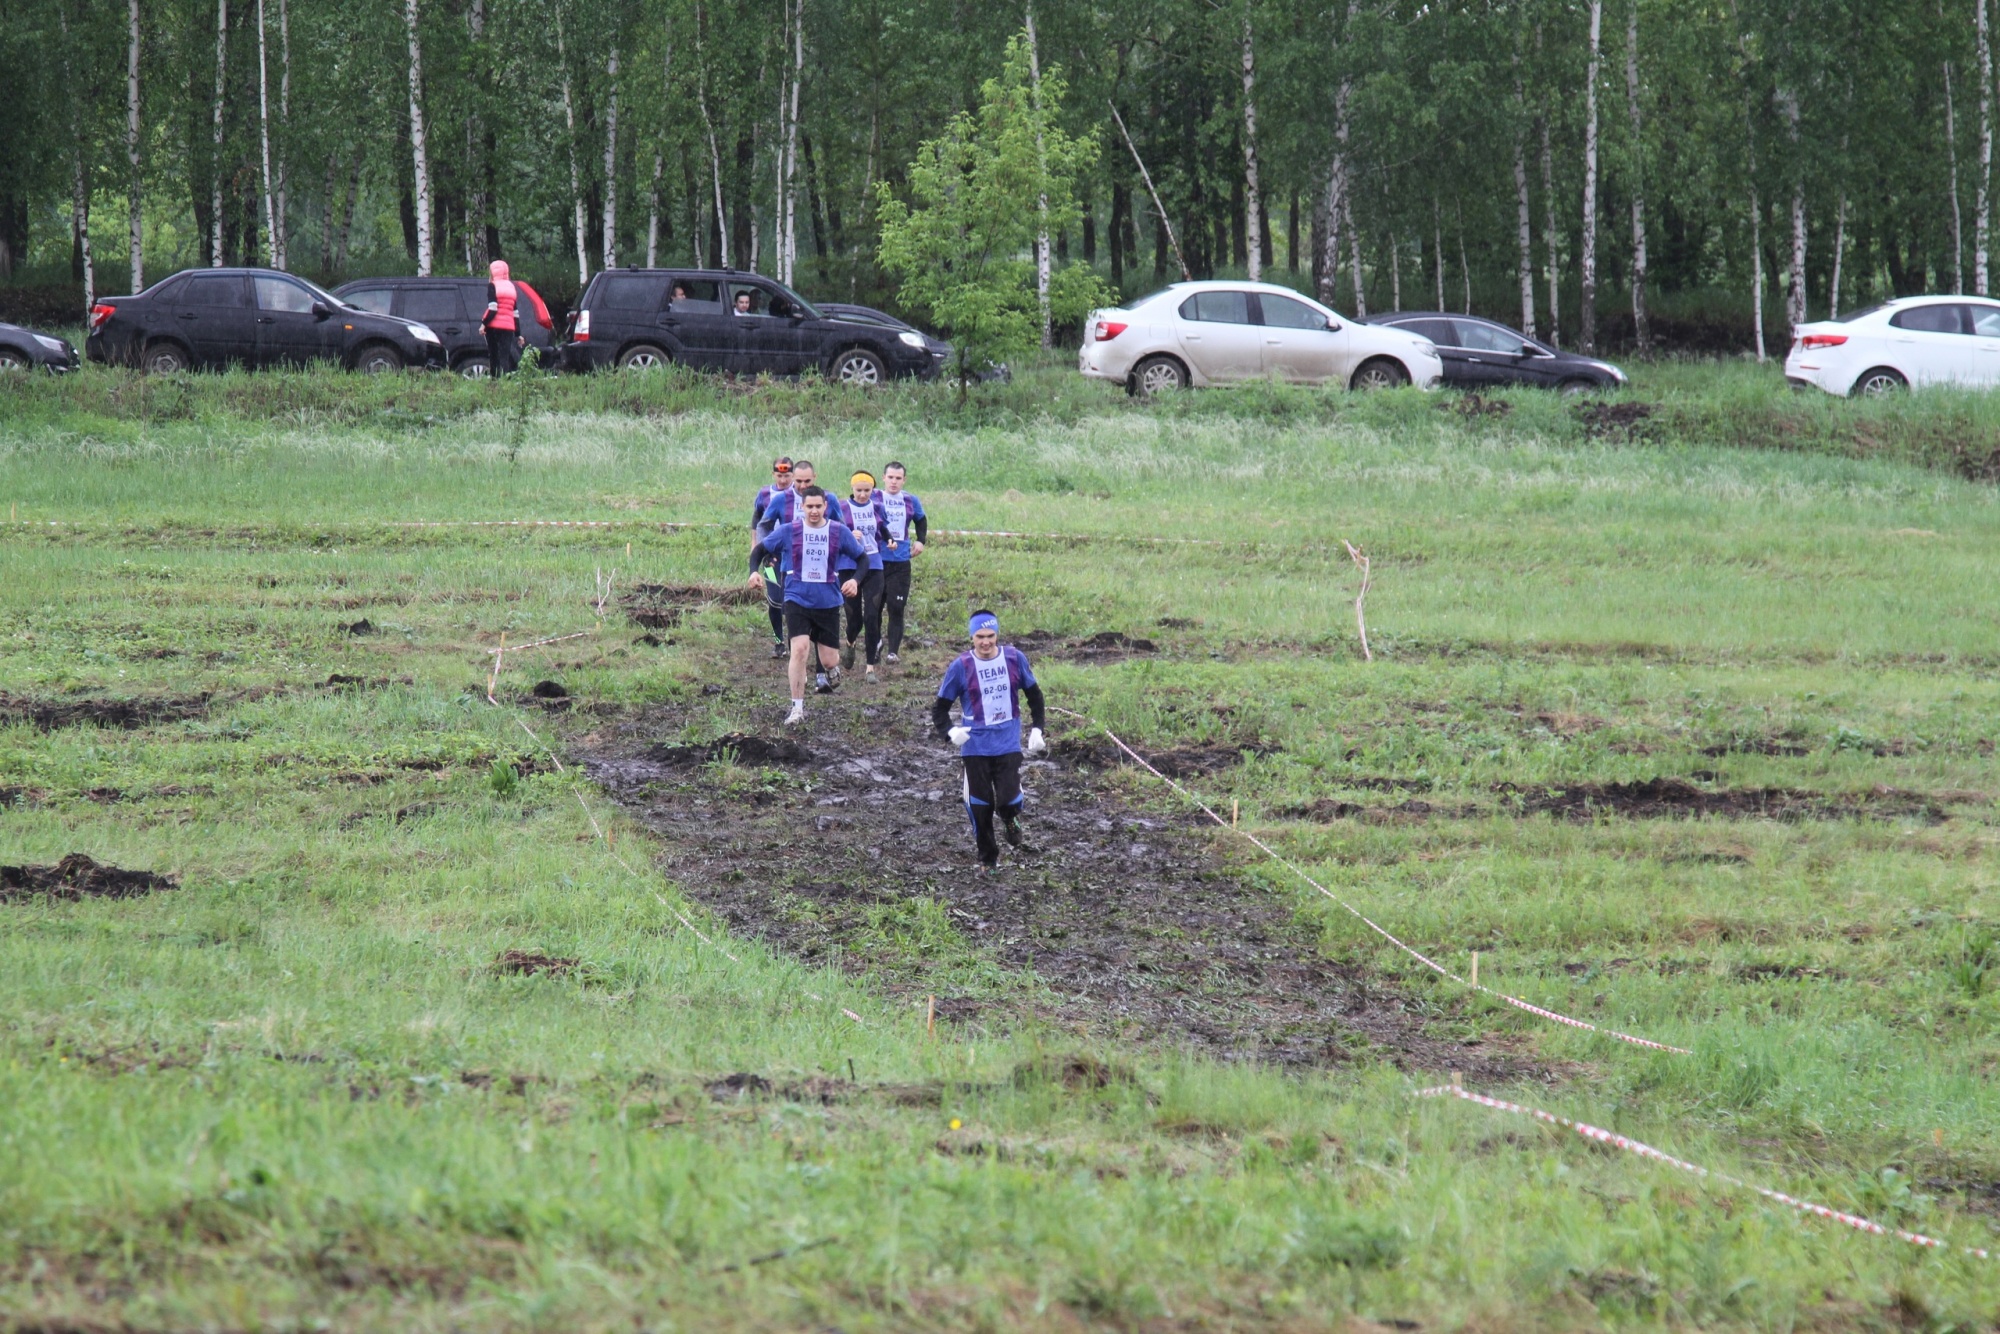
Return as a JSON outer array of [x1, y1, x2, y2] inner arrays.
[[875, 31, 1108, 397]]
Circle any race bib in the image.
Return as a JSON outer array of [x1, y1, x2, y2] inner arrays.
[[800, 524, 831, 582], [849, 503, 878, 554], [882, 494, 908, 541], [974, 654, 1014, 725]]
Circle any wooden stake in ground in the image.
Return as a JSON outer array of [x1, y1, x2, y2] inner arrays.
[[1470, 951, 1479, 988], [926, 995, 936, 1040], [1341, 540, 1372, 662]]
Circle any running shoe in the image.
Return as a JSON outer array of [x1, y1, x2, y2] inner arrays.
[[841, 642, 857, 671], [814, 671, 832, 694], [884, 652, 899, 664], [769, 641, 786, 659], [784, 701, 806, 726], [864, 665, 877, 683], [1003, 816, 1023, 847]]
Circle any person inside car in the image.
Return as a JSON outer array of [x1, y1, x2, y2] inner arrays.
[[734, 290, 757, 316], [672, 283, 690, 304]]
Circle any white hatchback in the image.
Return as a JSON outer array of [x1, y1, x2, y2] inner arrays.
[[1786, 296, 2000, 396], [1078, 280, 1443, 394]]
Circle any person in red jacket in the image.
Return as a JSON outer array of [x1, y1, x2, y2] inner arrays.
[[482, 259, 525, 376]]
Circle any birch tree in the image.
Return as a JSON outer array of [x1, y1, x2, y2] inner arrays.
[[781, 0, 803, 285], [694, 1, 728, 269], [210, 0, 228, 267], [1579, 0, 1602, 354], [557, 4, 588, 284], [1026, 5, 1051, 350], [257, 0, 279, 266], [404, 0, 433, 276], [1978, 0, 1992, 294], [126, 0, 142, 293], [60, 0, 93, 316], [603, 45, 621, 271], [1780, 86, 1805, 331], [1512, 49, 1535, 337], [1947, 58, 1963, 290], [1624, 0, 1649, 351], [1240, 0, 1261, 282]]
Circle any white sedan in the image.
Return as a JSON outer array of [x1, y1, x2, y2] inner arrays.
[[1786, 296, 2000, 396], [1078, 280, 1443, 395]]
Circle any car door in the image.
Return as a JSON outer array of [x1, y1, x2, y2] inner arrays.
[[725, 281, 801, 375], [253, 274, 338, 366], [170, 273, 255, 366], [1885, 303, 1972, 386], [1173, 290, 1263, 382], [397, 285, 474, 363], [1963, 303, 2000, 386], [1454, 319, 1538, 388], [1256, 292, 1349, 383], [1389, 319, 1473, 385], [656, 276, 731, 369]]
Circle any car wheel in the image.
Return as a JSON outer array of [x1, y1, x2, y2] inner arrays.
[[1851, 367, 1907, 397], [1350, 358, 1410, 392], [141, 341, 190, 375], [457, 355, 492, 379], [1557, 378, 1595, 396], [617, 343, 671, 371], [0, 348, 28, 372], [1129, 355, 1189, 396], [353, 344, 404, 374], [831, 348, 886, 386]]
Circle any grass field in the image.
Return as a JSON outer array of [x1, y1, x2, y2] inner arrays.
[[3, 358, 1999, 1331]]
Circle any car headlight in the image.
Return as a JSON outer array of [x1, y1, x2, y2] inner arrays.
[[33, 335, 66, 353], [897, 330, 926, 349], [409, 323, 441, 344]]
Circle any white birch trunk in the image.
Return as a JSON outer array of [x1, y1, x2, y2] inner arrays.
[[557, 8, 588, 284], [1749, 186, 1765, 360], [648, 20, 671, 269], [1318, 67, 1353, 307], [1512, 58, 1535, 337], [1947, 61, 1964, 290], [61, 1, 93, 317], [1830, 194, 1848, 315], [1781, 89, 1805, 331], [1625, 0, 1648, 351], [276, 0, 290, 268], [257, 0, 278, 266], [468, 0, 488, 269], [1026, 6, 1051, 349], [1979, 0, 1993, 295], [603, 45, 620, 271], [1434, 199, 1445, 310], [694, 3, 729, 269], [1389, 235, 1399, 308], [1579, 0, 1602, 353], [127, 0, 143, 293], [404, 0, 433, 276], [1240, 3, 1262, 282], [1345, 191, 1365, 317], [211, 0, 228, 267], [1540, 113, 1559, 346], [782, 0, 802, 285]]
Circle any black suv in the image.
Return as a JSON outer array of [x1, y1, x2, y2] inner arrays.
[[558, 269, 936, 383], [86, 268, 447, 374], [1368, 311, 1627, 393], [334, 276, 553, 376]]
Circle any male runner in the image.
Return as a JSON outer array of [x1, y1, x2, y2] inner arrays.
[[932, 610, 1048, 870], [756, 458, 819, 534], [877, 462, 928, 664], [750, 485, 863, 725], [751, 457, 794, 657], [839, 472, 889, 679]]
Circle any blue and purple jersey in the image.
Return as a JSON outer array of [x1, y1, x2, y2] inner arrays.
[[936, 646, 1038, 756], [838, 494, 887, 571], [752, 482, 792, 530], [878, 490, 926, 563], [755, 519, 864, 609], [756, 485, 820, 536]]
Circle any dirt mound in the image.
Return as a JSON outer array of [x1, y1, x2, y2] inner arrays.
[[494, 949, 577, 977], [1012, 630, 1159, 661], [1, 854, 177, 902], [643, 733, 814, 767], [1447, 392, 1513, 419], [0, 692, 210, 731], [1053, 735, 1275, 777], [1699, 736, 1813, 758], [1574, 400, 1659, 443], [1500, 777, 1945, 823], [1278, 798, 1453, 824], [581, 652, 1541, 1078], [622, 583, 761, 629]]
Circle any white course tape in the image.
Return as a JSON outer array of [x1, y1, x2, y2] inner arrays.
[[1417, 1084, 1990, 1261], [1052, 707, 1691, 1055]]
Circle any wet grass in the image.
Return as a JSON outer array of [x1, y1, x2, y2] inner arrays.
[[1, 364, 1999, 1328]]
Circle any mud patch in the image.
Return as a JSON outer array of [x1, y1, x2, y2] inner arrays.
[[1277, 798, 1460, 824], [494, 949, 578, 977], [1052, 736, 1276, 777], [1012, 630, 1160, 661], [1574, 400, 1659, 443], [0, 691, 210, 731], [622, 582, 762, 630], [581, 651, 1541, 1078], [642, 733, 814, 768], [1, 854, 177, 902], [1499, 777, 1947, 823]]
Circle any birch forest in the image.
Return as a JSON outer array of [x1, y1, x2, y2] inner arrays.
[[1, 0, 1992, 351]]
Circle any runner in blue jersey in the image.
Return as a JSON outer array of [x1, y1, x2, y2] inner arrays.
[[931, 610, 1048, 870], [755, 457, 818, 536], [750, 456, 794, 657], [877, 462, 928, 664], [838, 472, 889, 681], [749, 485, 864, 725]]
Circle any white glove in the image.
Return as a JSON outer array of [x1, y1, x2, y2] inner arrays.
[[948, 725, 971, 747], [1026, 728, 1047, 756]]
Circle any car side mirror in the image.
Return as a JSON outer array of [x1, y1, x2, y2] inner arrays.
[[311, 301, 330, 319], [1324, 318, 1341, 332]]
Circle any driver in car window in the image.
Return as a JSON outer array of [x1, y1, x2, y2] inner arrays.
[[734, 290, 757, 316]]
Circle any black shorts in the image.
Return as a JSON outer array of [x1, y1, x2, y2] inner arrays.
[[784, 603, 842, 648]]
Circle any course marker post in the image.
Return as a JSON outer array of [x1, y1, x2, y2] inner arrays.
[[1470, 951, 1479, 988]]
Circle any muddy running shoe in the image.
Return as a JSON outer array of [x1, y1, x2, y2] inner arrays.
[[841, 642, 857, 671], [864, 665, 877, 684], [784, 700, 806, 726], [814, 670, 834, 694], [884, 651, 899, 665], [1003, 815, 1023, 847], [769, 641, 786, 660]]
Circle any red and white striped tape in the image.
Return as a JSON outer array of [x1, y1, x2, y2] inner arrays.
[[1051, 707, 1690, 1055], [1417, 1083, 1990, 1260]]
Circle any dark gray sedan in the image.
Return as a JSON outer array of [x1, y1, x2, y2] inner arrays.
[[1369, 311, 1626, 393], [0, 320, 80, 372]]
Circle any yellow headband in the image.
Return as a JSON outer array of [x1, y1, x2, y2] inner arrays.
[[850, 471, 875, 488]]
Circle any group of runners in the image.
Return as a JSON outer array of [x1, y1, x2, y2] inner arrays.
[[747, 456, 1048, 869]]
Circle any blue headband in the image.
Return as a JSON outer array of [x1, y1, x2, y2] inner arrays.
[[968, 612, 999, 636]]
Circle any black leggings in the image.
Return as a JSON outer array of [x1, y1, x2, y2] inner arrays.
[[756, 554, 784, 642], [961, 751, 1024, 866], [485, 327, 521, 374], [844, 567, 885, 664], [882, 561, 912, 654]]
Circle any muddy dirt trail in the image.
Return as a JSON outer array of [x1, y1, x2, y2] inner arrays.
[[577, 632, 1537, 1079]]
